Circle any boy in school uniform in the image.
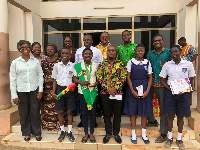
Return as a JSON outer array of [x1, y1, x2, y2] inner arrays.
[[52, 48, 76, 142], [159, 45, 196, 150]]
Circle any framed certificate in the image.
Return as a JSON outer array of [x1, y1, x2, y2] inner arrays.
[[169, 78, 192, 95]]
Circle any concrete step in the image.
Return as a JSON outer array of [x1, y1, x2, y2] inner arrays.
[[11, 121, 194, 139], [1, 133, 200, 150], [11, 115, 188, 133], [73, 115, 188, 125]]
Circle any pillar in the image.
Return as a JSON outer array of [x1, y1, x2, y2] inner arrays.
[[197, 0, 200, 112], [0, 0, 12, 110]]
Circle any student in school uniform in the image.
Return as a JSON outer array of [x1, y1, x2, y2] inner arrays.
[[51, 48, 76, 142], [124, 44, 153, 144], [159, 45, 196, 150]]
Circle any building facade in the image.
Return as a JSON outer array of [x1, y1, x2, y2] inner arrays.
[[0, 0, 199, 134]]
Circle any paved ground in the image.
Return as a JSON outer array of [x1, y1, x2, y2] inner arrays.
[[0, 136, 53, 150]]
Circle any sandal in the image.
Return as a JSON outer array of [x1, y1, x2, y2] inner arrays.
[[90, 135, 96, 143], [81, 134, 90, 143]]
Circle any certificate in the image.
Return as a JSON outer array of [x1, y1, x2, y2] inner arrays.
[[169, 78, 192, 95]]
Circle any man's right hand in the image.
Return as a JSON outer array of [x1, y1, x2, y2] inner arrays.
[[13, 98, 20, 105]]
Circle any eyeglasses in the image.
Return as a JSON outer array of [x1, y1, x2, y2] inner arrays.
[[107, 49, 116, 52], [21, 47, 30, 50], [101, 36, 109, 39]]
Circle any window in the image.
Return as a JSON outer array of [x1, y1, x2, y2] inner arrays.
[[43, 15, 176, 56]]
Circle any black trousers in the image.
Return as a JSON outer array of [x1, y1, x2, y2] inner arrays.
[[18, 89, 41, 136], [79, 94, 97, 135], [101, 94, 122, 136]]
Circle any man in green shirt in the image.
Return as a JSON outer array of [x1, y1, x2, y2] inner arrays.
[[117, 30, 137, 66], [147, 34, 171, 143]]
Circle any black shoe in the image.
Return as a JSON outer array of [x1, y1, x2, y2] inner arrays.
[[114, 135, 122, 144], [58, 131, 66, 142], [147, 120, 159, 127], [24, 137, 30, 142], [142, 137, 150, 144], [131, 138, 137, 144], [36, 136, 42, 141], [67, 131, 75, 142], [77, 122, 83, 127], [103, 134, 110, 144]]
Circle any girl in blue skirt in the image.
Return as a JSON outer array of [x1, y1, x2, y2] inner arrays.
[[124, 44, 153, 144]]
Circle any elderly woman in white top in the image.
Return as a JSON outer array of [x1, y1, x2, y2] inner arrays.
[[10, 40, 44, 142]]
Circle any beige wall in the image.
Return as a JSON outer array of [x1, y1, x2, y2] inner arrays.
[[8, 3, 25, 52], [41, 0, 178, 18], [9, 0, 41, 15], [185, 5, 198, 47], [8, 1, 42, 55]]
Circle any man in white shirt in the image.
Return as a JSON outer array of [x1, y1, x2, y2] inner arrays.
[[159, 45, 196, 150], [75, 34, 103, 65]]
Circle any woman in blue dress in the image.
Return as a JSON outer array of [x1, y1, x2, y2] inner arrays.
[[124, 44, 153, 144]]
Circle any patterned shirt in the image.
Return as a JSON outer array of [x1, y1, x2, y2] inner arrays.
[[31, 54, 47, 64], [97, 59, 127, 95], [147, 47, 170, 88], [117, 42, 137, 66], [96, 42, 111, 60], [180, 44, 198, 61]]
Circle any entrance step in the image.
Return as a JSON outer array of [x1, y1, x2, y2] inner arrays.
[[2, 133, 200, 150]]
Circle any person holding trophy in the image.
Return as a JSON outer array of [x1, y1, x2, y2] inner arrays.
[[124, 44, 153, 144], [73, 47, 98, 143]]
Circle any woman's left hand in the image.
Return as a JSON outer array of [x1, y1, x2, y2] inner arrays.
[[142, 91, 149, 99], [37, 92, 43, 101]]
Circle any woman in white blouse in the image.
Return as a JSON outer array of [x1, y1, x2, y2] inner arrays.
[[9, 40, 44, 142]]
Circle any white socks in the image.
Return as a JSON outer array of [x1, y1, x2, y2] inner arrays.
[[68, 125, 72, 133], [60, 125, 65, 132], [177, 132, 182, 140], [131, 129, 136, 140], [168, 131, 172, 139], [142, 128, 148, 140]]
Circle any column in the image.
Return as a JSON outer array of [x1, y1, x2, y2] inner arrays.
[[0, 0, 12, 110], [197, 0, 200, 112]]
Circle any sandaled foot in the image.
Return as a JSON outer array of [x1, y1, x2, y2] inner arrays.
[[90, 134, 96, 143], [81, 134, 90, 143]]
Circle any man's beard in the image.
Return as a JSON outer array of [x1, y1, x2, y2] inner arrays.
[[108, 56, 115, 60]]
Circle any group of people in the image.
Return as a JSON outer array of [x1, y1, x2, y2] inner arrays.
[[9, 30, 197, 150]]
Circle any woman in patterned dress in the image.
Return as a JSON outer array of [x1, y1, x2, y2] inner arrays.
[[41, 43, 60, 131]]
